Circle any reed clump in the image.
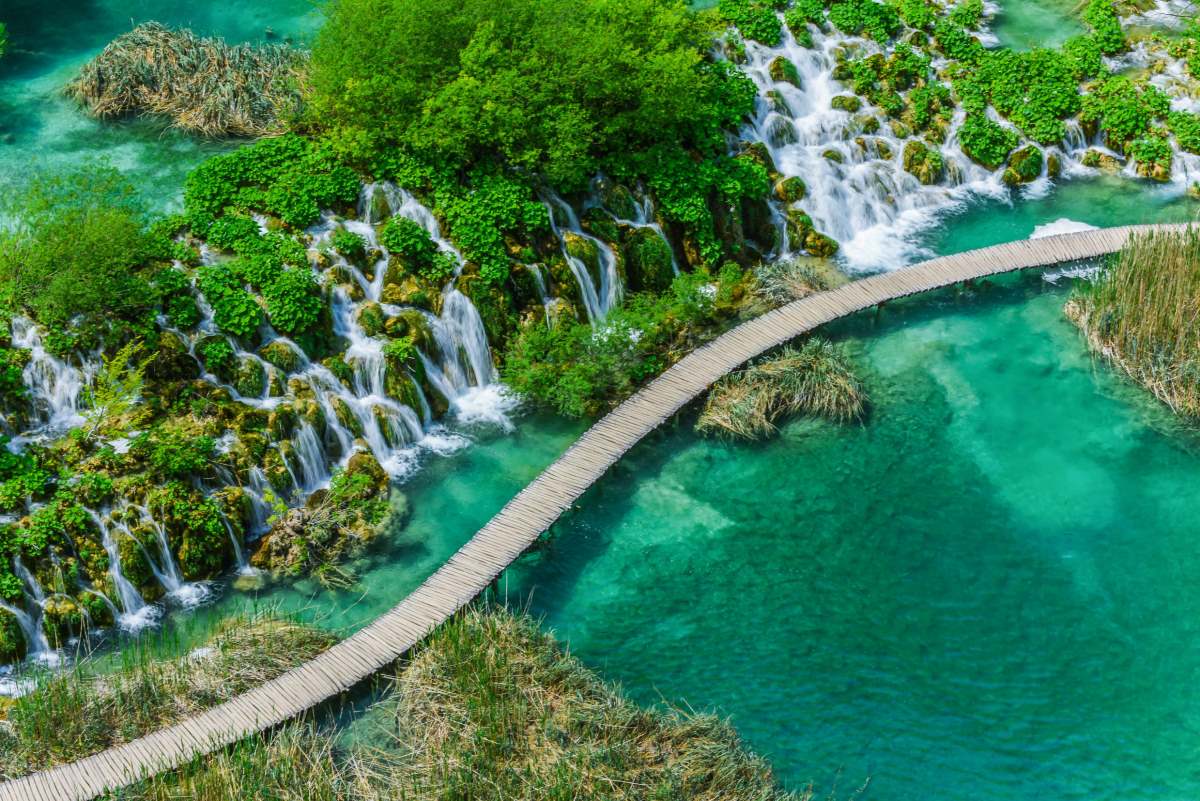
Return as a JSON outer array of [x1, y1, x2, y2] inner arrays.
[[97, 608, 803, 801], [1065, 228, 1200, 417], [753, 258, 846, 307], [0, 615, 334, 778], [65, 22, 306, 138], [697, 339, 867, 440]]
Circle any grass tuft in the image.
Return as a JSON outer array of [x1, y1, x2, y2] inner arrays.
[[697, 339, 867, 440], [65, 22, 306, 138], [1065, 228, 1200, 417], [0, 614, 334, 779]]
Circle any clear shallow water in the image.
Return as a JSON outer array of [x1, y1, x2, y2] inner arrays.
[[509, 274, 1200, 801], [990, 0, 1085, 50], [0, 0, 322, 209]]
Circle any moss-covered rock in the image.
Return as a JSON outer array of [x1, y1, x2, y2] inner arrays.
[[1081, 148, 1123, 172], [739, 141, 778, 175], [804, 230, 840, 258], [356, 301, 386, 337], [765, 116, 798, 148], [768, 56, 801, 88], [831, 94, 861, 113], [1002, 145, 1043, 186], [622, 228, 675, 292], [902, 140, 945, 185], [259, 339, 305, 374], [563, 232, 603, 288], [233, 356, 266, 399], [363, 185, 392, 224], [147, 331, 199, 381], [786, 208, 815, 244], [822, 149, 844, 164], [767, 89, 793, 116], [774, 176, 807, 203], [1047, 153, 1062, 179]]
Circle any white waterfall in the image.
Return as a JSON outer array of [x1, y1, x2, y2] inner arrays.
[[543, 192, 623, 323], [10, 316, 91, 438], [128, 504, 211, 608], [87, 508, 159, 632], [592, 179, 680, 275], [0, 557, 56, 664]]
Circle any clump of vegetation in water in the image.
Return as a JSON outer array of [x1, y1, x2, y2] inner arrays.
[[697, 339, 866, 440], [752, 258, 842, 307], [0, 614, 334, 778], [1065, 228, 1200, 418], [99, 607, 800, 801], [65, 23, 306, 138]]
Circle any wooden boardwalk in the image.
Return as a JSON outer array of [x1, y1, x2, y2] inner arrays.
[[0, 223, 1183, 801]]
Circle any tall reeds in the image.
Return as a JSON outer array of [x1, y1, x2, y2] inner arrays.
[[65, 23, 306, 138], [697, 339, 867, 439], [1065, 228, 1200, 417]]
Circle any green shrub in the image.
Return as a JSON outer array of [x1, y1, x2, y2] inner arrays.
[[828, 0, 902, 41], [718, 0, 783, 44], [0, 164, 161, 336], [331, 229, 366, 260], [1081, 76, 1169, 151], [948, 0, 984, 29], [184, 135, 359, 229], [199, 338, 235, 375], [958, 113, 1018, 169], [1082, 0, 1125, 55], [263, 269, 323, 336], [197, 266, 263, 338], [1168, 110, 1200, 154]]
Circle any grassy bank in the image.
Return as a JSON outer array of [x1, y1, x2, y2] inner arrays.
[[697, 338, 867, 439], [29, 608, 802, 800], [1065, 228, 1200, 417], [0, 614, 334, 779]]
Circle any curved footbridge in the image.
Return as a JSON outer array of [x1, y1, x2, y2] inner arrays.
[[2, 223, 1185, 801]]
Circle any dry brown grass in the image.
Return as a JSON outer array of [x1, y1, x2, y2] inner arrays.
[[697, 339, 867, 439], [65, 22, 306, 138]]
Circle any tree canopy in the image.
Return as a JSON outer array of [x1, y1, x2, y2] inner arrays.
[[308, 0, 754, 188]]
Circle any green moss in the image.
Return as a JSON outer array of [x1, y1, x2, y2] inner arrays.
[[768, 56, 802, 88], [1002, 145, 1044, 186], [958, 113, 1018, 169], [622, 228, 675, 293], [831, 94, 862, 112], [902, 140, 945, 184]]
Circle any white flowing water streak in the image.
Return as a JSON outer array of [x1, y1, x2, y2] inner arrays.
[[129, 504, 212, 608], [593, 180, 681, 275], [543, 192, 623, 323], [10, 316, 91, 438], [86, 508, 156, 633], [0, 557, 56, 665]]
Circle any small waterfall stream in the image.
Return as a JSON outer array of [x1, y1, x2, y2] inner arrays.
[[10, 316, 91, 438], [543, 192, 623, 324]]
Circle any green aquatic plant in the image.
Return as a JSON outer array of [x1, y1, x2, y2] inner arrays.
[[1082, 0, 1126, 55], [65, 22, 306, 138], [696, 338, 866, 440], [1066, 228, 1200, 417], [957, 113, 1019, 169], [719, 0, 783, 44]]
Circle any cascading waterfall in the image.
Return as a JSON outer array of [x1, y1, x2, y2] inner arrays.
[[87, 508, 160, 632], [10, 316, 91, 437], [1, 557, 55, 663], [591, 179, 680, 275], [543, 192, 623, 324]]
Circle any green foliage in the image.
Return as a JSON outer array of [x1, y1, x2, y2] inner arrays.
[[958, 113, 1018, 169], [433, 171, 549, 285], [0, 23, 7, 59], [310, 0, 755, 191], [1129, 134, 1173, 177], [197, 266, 263, 338], [0, 164, 160, 336], [262, 269, 324, 336], [83, 339, 149, 438], [199, 338, 235, 375], [947, 0, 983, 29], [828, 0, 902, 41], [896, 0, 935, 29], [382, 336, 418, 365], [503, 269, 746, 416], [1061, 35, 1103, 81], [1081, 76, 1168, 151], [979, 48, 1080, 144], [785, 0, 825, 29], [184, 135, 359, 229], [1082, 0, 1125, 55], [330, 229, 366, 260], [1168, 110, 1200, 154], [136, 430, 216, 480], [933, 20, 984, 61], [719, 0, 782, 45]]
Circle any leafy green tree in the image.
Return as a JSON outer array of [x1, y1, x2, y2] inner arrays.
[[309, 0, 753, 189], [0, 164, 160, 337]]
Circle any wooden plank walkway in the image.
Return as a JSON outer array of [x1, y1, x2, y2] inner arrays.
[[0, 223, 1183, 801]]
